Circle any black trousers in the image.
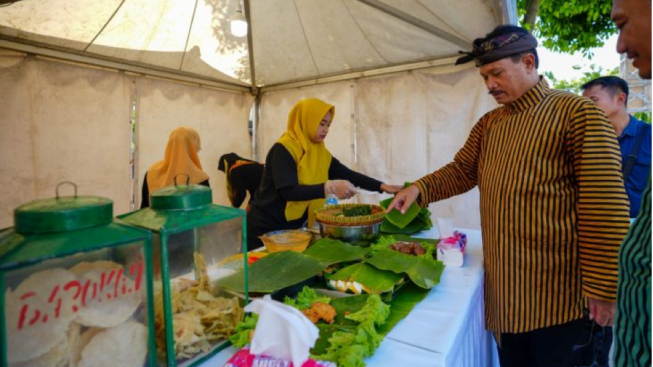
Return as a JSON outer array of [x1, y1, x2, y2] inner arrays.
[[577, 319, 612, 367], [497, 318, 586, 367]]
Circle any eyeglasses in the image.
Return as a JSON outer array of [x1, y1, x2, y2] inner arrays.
[[573, 321, 606, 367]]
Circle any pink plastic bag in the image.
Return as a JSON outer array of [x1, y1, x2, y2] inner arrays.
[[438, 231, 467, 252], [224, 347, 336, 367]]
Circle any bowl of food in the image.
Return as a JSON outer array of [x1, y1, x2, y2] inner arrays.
[[259, 229, 312, 253], [318, 221, 382, 243], [315, 204, 385, 243]]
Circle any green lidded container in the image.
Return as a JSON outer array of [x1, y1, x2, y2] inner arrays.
[[0, 182, 156, 367], [118, 176, 248, 367]]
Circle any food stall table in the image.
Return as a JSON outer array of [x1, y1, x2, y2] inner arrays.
[[201, 228, 499, 367]]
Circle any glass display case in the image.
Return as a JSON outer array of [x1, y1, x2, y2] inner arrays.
[[118, 181, 247, 367], [0, 183, 156, 367]]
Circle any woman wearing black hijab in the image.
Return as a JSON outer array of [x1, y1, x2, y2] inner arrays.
[[218, 153, 264, 209]]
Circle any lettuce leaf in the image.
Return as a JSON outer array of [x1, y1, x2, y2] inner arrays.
[[284, 286, 331, 310], [345, 294, 390, 326], [314, 295, 390, 367], [320, 342, 368, 367], [417, 242, 436, 260], [228, 313, 259, 348], [367, 235, 396, 257], [354, 320, 384, 354]]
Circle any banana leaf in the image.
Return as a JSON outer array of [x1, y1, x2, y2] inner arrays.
[[391, 234, 438, 245], [379, 197, 421, 229], [328, 263, 403, 294], [380, 217, 423, 234], [217, 251, 326, 293], [416, 208, 433, 229], [310, 294, 375, 355], [309, 287, 431, 354], [303, 238, 369, 265], [217, 239, 370, 294], [311, 285, 430, 357], [366, 249, 444, 289], [378, 283, 430, 336]]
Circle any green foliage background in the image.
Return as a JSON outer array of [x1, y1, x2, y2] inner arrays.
[[518, 0, 617, 56], [543, 64, 619, 94]]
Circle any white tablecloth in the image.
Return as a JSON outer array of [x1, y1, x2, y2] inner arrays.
[[202, 228, 499, 367]]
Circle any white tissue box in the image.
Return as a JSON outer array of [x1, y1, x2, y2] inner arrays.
[[436, 231, 467, 267], [437, 246, 464, 267]]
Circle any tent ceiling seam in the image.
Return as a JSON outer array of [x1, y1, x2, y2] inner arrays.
[[356, 0, 470, 49], [180, 0, 200, 71], [341, 0, 389, 64], [415, 0, 471, 42], [292, 0, 321, 77], [260, 55, 461, 93], [82, 0, 127, 53]]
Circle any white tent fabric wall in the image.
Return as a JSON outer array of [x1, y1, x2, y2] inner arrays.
[[0, 53, 132, 227], [258, 81, 355, 169], [136, 77, 254, 210], [355, 65, 498, 230]]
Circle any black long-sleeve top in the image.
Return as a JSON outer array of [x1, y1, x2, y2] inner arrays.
[[227, 161, 264, 208], [246, 143, 382, 248]]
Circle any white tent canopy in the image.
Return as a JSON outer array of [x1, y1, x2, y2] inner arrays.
[[0, 0, 514, 90], [0, 0, 516, 229]]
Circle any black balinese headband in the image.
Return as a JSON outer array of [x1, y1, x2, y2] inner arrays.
[[455, 32, 538, 67]]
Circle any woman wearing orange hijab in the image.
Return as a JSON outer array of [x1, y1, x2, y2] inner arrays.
[[247, 98, 401, 249], [140, 127, 210, 208]]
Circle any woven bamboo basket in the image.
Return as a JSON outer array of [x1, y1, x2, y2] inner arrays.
[[315, 203, 385, 227]]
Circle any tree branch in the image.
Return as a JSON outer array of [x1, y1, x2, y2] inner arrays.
[[523, 0, 541, 32]]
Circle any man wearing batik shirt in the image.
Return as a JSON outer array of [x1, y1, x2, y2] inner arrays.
[[388, 25, 630, 366]]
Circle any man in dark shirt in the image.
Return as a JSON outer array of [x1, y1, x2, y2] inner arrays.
[[218, 153, 264, 209], [582, 76, 652, 218]]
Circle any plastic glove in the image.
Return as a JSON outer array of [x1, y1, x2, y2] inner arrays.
[[324, 180, 357, 200], [381, 183, 403, 194]]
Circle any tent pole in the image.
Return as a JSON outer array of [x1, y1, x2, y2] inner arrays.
[[243, 0, 261, 161], [351, 82, 359, 173], [355, 0, 470, 49], [252, 90, 261, 161], [491, 0, 519, 24]]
